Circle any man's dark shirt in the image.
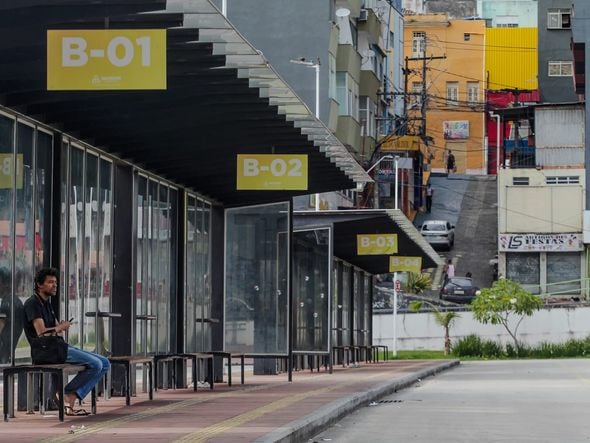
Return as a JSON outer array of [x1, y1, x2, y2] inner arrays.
[[23, 294, 57, 345]]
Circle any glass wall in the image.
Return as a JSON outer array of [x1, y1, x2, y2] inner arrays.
[[341, 263, 352, 346], [331, 260, 341, 347], [293, 228, 331, 353], [60, 140, 113, 354], [134, 175, 178, 355], [225, 202, 289, 355], [0, 112, 53, 364], [353, 269, 363, 346], [185, 194, 212, 353]]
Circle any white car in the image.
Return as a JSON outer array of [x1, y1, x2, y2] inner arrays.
[[420, 220, 455, 250]]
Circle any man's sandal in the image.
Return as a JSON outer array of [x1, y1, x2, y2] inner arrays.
[[64, 406, 90, 416]]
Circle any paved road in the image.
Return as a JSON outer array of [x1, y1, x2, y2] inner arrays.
[[312, 360, 590, 443], [416, 175, 498, 290]]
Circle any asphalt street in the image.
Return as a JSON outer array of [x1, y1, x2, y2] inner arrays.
[[312, 359, 590, 443], [416, 174, 498, 289]]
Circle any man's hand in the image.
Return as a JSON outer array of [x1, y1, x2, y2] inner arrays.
[[56, 320, 72, 333]]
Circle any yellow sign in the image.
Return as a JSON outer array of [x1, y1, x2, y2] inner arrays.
[[389, 256, 422, 273], [0, 154, 23, 189], [357, 234, 398, 255], [381, 135, 421, 152], [47, 29, 166, 90], [236, 155, 308, 190]]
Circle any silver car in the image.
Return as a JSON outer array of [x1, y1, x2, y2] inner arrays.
[[420, 220, 455, 250]]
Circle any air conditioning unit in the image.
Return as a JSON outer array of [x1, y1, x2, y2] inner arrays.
[[358, 8, 368, 22]]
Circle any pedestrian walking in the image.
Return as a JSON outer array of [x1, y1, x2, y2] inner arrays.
[[443, 258, 455, 285], [425, 183, 433, 213], [446, 150, 456, 174]]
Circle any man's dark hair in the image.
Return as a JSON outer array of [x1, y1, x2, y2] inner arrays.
[[34, 268, 58, 292]]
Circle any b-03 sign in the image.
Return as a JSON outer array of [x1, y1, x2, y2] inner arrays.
[[47, 29, 167, 90]]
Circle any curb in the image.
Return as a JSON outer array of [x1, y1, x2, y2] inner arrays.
[[256, 359, 460, 443]]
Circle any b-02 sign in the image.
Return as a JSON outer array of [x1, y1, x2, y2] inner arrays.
[[236, 154, 308, 190], [47, 29, 167, 90]]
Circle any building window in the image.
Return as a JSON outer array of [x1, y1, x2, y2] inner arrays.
[[547, 8, 571, 29], [506, 252, 540, 294], [329, 54, 337, 100], [463, 33, 471, 41], [446, 81, 459, 105], [412, 31, 425, 57], [336, 72, 359, 119], [496, 15, 518, 28], [512, 177, 529, 186], [360, 96, 377, 138], [467, 82, 479, 104], [546, 176, 580, 185], [548, 61, 573, 77], [389, 31, 395, 49], [411, 82, 422, 106]]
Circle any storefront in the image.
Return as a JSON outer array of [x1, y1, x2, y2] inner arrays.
[[499, 233, 584, 295]]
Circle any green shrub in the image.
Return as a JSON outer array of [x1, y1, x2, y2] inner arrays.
[[452, 334, 483, 357], [481, 340, 504, 358]]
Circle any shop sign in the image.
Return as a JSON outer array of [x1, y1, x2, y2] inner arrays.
[[47, 29, 167, 90], [357, 234, 398, 255], [443, 121, 469, 140], [389, 256, 422, 273], [498, 233, 583, 252], [236, 154, 308, 190], [0, 154, 23, 189]]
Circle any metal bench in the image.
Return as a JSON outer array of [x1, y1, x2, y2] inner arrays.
[[3, 364, 97, 422], [153, 353, 215, 391], [108, 356, 154, 405], [202, 351, 245, 386]]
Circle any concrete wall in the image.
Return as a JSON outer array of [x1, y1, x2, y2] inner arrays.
[[478, 0, 538, 28], [373, 306, 590, 350], [498, 168, 585, 233], [538, 0, 578, 103]]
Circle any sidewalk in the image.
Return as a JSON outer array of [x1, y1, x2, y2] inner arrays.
[[0, 359, 459, 443]]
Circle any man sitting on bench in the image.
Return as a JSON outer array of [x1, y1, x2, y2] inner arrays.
[[23, 268, 110, 416]]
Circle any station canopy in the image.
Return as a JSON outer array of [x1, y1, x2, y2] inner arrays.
[[0, 0, 370, 205], [294, 210, 444, 274]]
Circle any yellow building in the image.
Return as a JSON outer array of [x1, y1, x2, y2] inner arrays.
[[404, 14, 486, 174], [485, 27, 538, 91]]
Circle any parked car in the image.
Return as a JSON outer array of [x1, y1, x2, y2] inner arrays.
[[440, 277, 480, 304], [419, 220, 455, 250]]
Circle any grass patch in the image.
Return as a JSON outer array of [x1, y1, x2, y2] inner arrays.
[[389, 350, 447, 360]]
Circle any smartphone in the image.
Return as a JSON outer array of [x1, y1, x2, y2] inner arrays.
[[68, 317, 77, 324]]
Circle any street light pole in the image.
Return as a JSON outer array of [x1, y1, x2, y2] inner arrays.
[[290, 57, 321, 210], [393, 155, 400, 358]]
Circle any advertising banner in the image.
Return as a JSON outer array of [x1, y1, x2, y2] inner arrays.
[[498, 233, 583, 252], [443, 121, 469, 140], [47, 29, 167, 90]]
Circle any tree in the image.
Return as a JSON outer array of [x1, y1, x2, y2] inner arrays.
[[409, 300, 460, 356], [471, 278, 543, 352]]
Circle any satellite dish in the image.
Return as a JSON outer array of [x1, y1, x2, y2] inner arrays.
[[336, 8, 351, 17]]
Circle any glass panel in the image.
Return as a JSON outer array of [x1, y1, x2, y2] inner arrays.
[[0, 116, 14, 364], [13, 123, 34, 364], [353, 270, 361, 346], [35, 131, 53, 272], [331, 261, 340, 347], [68, 147, 84, 348], [147, 180, 158, 353], [59, 141, 68, 334], [157, 185, 169, 353], [363, 274, 371, 346], [341, 265, 351, 346], [185, 195, 197, 352], [135, 176, 148, 354], [98, 159, 112, 354], [202, 201, 211, 351], [195, 199, 204, 351], [547, 252, 581, 296], [506, 252, 540, 294], [293, 229, 330, 353], [225, 202, 289, 355], [83, 153, 98, 351]]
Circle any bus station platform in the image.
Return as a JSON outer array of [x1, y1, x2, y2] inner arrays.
[[0, 359, 458, 443]]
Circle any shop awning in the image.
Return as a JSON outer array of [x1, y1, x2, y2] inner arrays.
[[0, 0, 370, 205], [293, 210, 443, 274]]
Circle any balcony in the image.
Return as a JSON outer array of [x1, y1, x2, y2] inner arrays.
[[504, 140, 536, 169]]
